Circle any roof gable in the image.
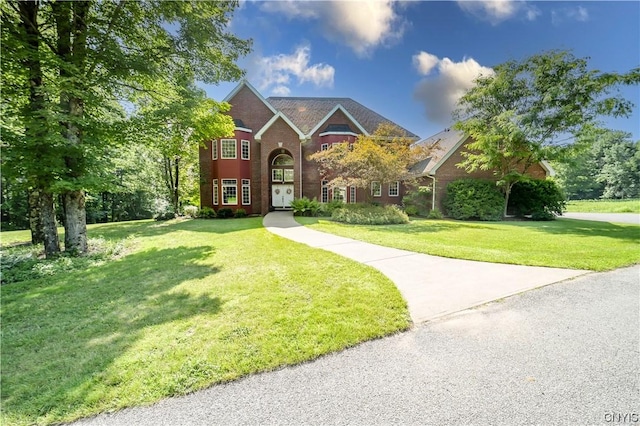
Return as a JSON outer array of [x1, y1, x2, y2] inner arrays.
[[225, 80, 277, 115], [411, 129, 468, 175], [254, 111, 305, 141]]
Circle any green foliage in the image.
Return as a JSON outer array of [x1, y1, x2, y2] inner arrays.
[[183, 205, 199, 218], [197, 207, 216, 219], [553, 129, 640, 199], [216, 208, 234, 219], [290, 197, 322, 217], [319, 200, 345, 217], [508, 180, 566, 220], [427, 208, 443, 220], [331, 204, 409, 225], [234, 208, 247, 218], [402, 185, 432, 216], [566, 199, 640, 213], [154, 208, 176, 221], [444, 179, 504, 221]]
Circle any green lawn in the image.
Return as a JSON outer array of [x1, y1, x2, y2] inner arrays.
[[565, 199, 640, 213], [297, 217, 640, 271], [1, 218, 409, 426]]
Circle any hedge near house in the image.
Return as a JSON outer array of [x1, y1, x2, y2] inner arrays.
[[508, 179, 566, 220], [444, 179, 504, 221]]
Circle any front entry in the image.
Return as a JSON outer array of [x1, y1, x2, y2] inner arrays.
[[272, 184, 295, 209]]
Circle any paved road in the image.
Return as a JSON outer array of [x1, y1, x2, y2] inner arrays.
[[74, 266, 639, 426], [264, 212, 586, 323], [560, 212, 640, 225]]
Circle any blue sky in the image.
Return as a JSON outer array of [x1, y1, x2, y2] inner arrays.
[[201, 1, 640, 141]]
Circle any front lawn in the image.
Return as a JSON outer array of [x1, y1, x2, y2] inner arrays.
[[296, 217, 640, 271], [565, 199, 640, 213], [1, 218, 409, 426]]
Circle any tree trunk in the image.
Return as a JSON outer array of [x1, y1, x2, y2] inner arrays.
[[503, 184, 513, 218], [173, 157, 180, 213], [40, 191, 61, 257], [63, 190, 88, 254], [28, 188, 44, 245]]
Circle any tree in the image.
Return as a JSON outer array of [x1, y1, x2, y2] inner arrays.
[[2, 1, 251, 257], [453, 50, 640, 217], [309, 123, 436, 201]]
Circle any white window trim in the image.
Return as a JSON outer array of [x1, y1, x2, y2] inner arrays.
[[320, 143, 329, 151], [349, 186, 356, 204], [221, 139, 237, 159], [272, 169, 283, 182], [241, 179, 251, 205], [283, 169, 294, 182], [213, 179, 219, 205], [222, 179, 238, 205], [333, 186, 346, 203], [321, 180, 329, 203], [241, 139, 250, 160], [389, 181, 399, 197], [371, 181, 381, 197], [212, 140, 218, 160]]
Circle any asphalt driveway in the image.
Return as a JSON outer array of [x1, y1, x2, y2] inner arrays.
[[560, 212, 640, 225], [73, 265, 639, 425]]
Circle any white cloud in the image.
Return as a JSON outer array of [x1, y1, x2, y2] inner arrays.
[[413, 51, 440, 76], [412, 53, 494, 125], [251, 45, 335, 96], [457, 0, 540, 24], [552, 6, 589, 25], [261, 0, 407, 57]]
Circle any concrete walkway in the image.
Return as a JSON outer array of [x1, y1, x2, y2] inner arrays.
[[263, 212, 588, 323]]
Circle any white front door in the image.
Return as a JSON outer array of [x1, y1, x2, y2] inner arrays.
[[272, 184, 295, 208]]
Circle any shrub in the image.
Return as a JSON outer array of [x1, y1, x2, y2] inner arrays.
[[427, 208, 443, 220], [331, 204, 409, 225], [154, 208, 176, 221], [319, 200, 344, 217], [509, 179, 566, 221], [234, 208, 247, 218], [198, 207, 216, 219], [183, 205, 199, 218], [216, 207, 234, 219], [402, 186, 432, 216], [291, 197, 321, 216], [444, 179, 504, 221]]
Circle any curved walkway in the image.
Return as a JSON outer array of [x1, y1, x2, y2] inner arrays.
[[264, 212, 588, 323]]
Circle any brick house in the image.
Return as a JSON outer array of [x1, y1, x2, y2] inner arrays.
[[199, 80, 419, 215], [199, 80, 555, 215], [410, 128, 555, 212]]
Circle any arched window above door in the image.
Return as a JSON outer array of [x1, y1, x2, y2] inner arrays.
[[272, 154, 294, 166]]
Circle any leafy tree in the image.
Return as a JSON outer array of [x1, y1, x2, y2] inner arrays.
[[453, 50, 640, 217], [554, 129, 640, 199], [1, 1, 250, 257], [309, 123, 436, 201]]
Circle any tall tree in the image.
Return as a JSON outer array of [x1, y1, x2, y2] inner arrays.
[[453, 50, 640, 217], [309, 123, 435, 201], [2, 1, 250, 257]]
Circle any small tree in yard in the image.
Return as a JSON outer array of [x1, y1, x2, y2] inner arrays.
[[453, 50, 640, 218], [309, 123, 437, 201]]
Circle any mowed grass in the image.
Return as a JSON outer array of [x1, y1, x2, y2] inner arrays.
[[1, 218, 409, 426], [297, 217, 640, 271], [565, 199, 640, 213]]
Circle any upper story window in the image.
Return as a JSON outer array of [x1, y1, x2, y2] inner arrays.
[[212, 140, 218, 160], [320, 143, 329, 151], [221, 139, 237, 159], [272, 154, 294, 166], [241, 140, 250, 160]]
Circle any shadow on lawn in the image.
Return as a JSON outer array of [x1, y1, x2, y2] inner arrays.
[[1, 245, 223, 423], [501, 218, 640, 242]]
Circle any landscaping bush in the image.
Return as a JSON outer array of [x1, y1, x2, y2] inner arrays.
[[319, 200, 344, 217], [154, 208, 176, 221], [509, 179, 566, 221], [402, 185, 432, 216], [331, 204, 409, 225], [198, 207, 217, 219], [234, 208, 247, 218], [444, 179, 504, 221], [427, 208, 443, 220], [291, 197, 321, 216], [183, 205, 199, 218], [216, 207, 234, 219]]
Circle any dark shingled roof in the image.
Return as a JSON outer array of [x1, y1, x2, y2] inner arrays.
[[322, 123, 355, 133], [409, 128, 467, 175], [266, 97, 419, 139], [233, 118, 247, 128]]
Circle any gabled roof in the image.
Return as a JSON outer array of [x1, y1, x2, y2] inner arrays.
[[225, 80, 277, 115], [254, 111, 306, 141], [410, 129, 467, 175], [266, 97, 419, 139]]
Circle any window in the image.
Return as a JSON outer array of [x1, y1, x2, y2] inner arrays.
[[389, 181, 399, 197], [333, 187, 346, 203], [241, 140, 250, 160], [221, 139, 237, 159], [272, 169, 283, 182], [371, 181, 381, 197], [321, 180, 329, 203], [212, 140, 218, 160], [242, 179, 251, 205], [349, 186, 356, 204], [222, 179, 237, 205], [320, 143, 329, 151], [212, 179, 218, 205], [284, 169, 294, 182]]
